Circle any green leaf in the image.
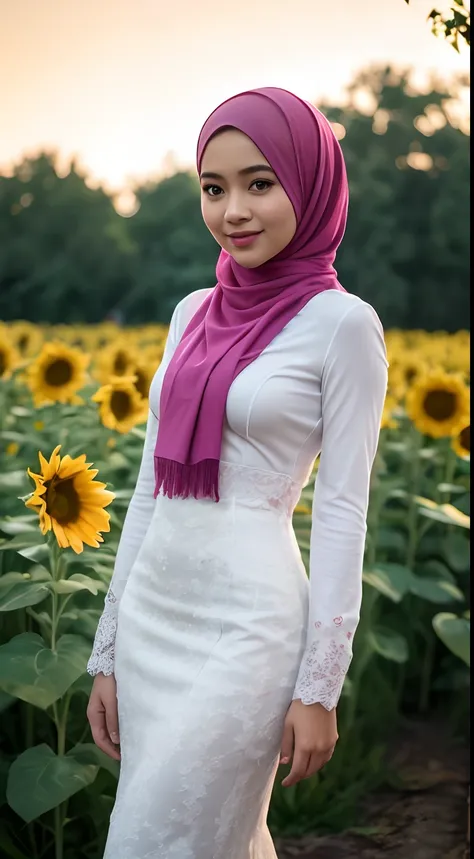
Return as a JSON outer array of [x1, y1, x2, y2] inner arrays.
[[368, 627, 409, 663], [0, 471, 30, 492], [0, 516, 38, 536], [68, 743, 119, 779], [0, 532, 45, 552], [6, 744, 98, 822], [0, 633, 91, 709], [432, 613, 470, 667], [442, 532, 470, 573], [0, 573, 51, 612], [363, 563, 413, 603], [49, 574, 102, 596], [69, 672, 93, 698], [437, 482, 466, 495], [409, 576, 464, 604], [375, 527, 407, 553], [17, 543, 51, 570], [419, 560, 456, 584], [415, 496, 470, 529]]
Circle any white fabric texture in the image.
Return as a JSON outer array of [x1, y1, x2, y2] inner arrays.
[[87, 287, 388, 859]]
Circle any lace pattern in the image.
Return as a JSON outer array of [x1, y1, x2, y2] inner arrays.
[[87, 589, 119, 676], [216, 461, 301, 518], [292, 616, 354, 711]]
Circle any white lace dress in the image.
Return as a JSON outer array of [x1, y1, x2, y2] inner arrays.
[[87, 287, 388, 859]]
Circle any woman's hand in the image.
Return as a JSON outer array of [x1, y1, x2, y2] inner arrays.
[[87, 673, 121, 761], [279, 699, 338, 787]]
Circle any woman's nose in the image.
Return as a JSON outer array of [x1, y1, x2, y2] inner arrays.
[[224, 193, 252, 223]]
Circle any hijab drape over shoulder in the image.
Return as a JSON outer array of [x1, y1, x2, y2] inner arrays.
[[154, 87, 349, 502]]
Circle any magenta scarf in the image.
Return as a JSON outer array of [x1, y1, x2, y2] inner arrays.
[[153, 86, 349, 502]]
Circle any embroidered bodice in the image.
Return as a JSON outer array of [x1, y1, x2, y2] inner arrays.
[[87, 288, 388, 710]]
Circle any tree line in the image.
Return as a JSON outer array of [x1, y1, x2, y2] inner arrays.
[[0, 65, 469, 332]]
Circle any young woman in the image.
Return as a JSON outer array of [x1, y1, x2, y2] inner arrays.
[[86, 86, 388, 859]]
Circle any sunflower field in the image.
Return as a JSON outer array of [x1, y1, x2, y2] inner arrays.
[[0, 320, 470, 859]]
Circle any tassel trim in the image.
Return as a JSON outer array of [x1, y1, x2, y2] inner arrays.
[[154, 456, 220, 502]]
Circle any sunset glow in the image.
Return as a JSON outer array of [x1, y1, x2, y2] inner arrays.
[[1, 0, 469, 200]]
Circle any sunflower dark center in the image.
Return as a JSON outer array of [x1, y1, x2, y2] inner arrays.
[[134, 369, 149, 399], [19, 335, 29, 353], [45, 477, 80, 524], [113, 352, 128, 375], [423, 389, 457, 421], [460, 425, 470, 452], [405, 366, 418, 384], [44, 359, 73, 387], [110, 390, 132, 421]]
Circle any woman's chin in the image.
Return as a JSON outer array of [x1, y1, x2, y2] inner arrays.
[[226, 247, 271, 269]]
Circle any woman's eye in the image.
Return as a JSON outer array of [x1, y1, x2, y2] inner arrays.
[[203, 185, 222, 197], [252, 180, 273, 191]]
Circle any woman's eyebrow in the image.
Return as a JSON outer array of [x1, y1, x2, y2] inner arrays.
[[200, 165, 275, 180]]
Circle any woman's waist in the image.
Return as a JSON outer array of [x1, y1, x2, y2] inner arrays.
[[156, 460, 302, 518]]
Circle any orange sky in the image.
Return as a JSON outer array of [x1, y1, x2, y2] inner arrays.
[[0, 0, 469, 202]]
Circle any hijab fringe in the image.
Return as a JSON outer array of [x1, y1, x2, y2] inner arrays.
[[154, 456, 220, 502]]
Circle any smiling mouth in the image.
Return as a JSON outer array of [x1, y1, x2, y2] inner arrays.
[[227, 231, 262, 238], [227, 231, 263, 247]]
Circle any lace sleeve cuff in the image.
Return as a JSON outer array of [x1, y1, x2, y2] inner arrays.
[[292, 617, 354, 711], [86, 590, 119, 677]]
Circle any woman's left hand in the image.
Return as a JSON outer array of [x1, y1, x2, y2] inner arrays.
[[279, 699, 338, 787]]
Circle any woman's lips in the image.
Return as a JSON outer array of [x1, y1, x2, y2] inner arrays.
[[228, 232, 263, 247]]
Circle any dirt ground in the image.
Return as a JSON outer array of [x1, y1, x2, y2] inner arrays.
[[275, 718, 470, 859]]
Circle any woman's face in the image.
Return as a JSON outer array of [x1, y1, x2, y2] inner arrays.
[[199, 129, 297, 269]]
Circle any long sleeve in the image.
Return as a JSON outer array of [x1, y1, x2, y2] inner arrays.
[[87, 306, 182, 676], [292, 301, 388, 710]]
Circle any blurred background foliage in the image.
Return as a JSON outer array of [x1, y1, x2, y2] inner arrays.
[[0, 65, 470, 332]]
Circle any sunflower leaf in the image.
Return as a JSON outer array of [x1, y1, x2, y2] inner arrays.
[[409, 576, 464, 604], [0, 633, 91, 709], [368, 627, 409, 663], [48, 574, 103, 596], [0, 471, 30, 492], [0, 533, 45, 552], [0, 515, 38, 536], [6, 744, 98, 822], [363, 564, 413, 603], [0, 574, 51, 612], [432, 613, 470, 666], [16, 544, 51, 570], [67, 742, 119, 779]]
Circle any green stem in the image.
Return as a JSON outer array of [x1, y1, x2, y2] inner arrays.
[[406, 429, 423, 571], [418, 631, 436, 713], [53, 697, 70, 859], [28, 823, 39, 859], [48, 539, 68, 859], [343, 587, 378, 734], [49, 539, 62, 652]]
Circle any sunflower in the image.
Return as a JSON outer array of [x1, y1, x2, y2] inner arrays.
[[92, 376, 148, 433], [131, 361, 155, 401], [0, 330, 20, 379], [395, 353, 430, 390], [452, 425, 470, 459], [7, 320, 44, 359], [406, 370, 470, 439], [25, 445, 114, 554], [93, 341, 141, 384], [26, 342, 90, 407]]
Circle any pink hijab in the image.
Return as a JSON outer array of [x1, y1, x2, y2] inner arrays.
[[154, 86, 348, 502]]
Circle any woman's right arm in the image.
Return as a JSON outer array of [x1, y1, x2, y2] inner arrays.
[[86, 405, 159, 676], [86, 302, 183, 678]]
